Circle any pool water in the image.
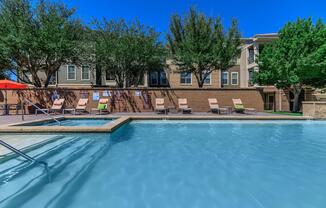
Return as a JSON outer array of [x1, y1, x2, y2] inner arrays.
[[24, 118, 113, 126], [1, 120, 326, 208]]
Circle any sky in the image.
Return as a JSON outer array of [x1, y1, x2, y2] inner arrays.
[[65, 0, 326, 39]]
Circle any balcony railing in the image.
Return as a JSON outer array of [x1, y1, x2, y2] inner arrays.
[[248, 55, 255, 64]]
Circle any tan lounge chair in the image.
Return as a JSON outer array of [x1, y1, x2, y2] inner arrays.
[[155, 98, 167, 114], [178, 98, 192, 114], [91, 98, 109, 115], [75, 98, 89, 114], [47, 98, 65, 114], [208, 98, 228, 114], [232, 98, 256, 114]]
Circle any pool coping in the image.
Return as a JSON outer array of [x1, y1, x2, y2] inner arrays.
[[0, 116, 130, 133], [0, 114, 315, 133]]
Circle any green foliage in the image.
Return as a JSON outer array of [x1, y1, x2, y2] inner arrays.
[[94, 19, 166, 87], [0, 0, 89, 87], [0, 69, 8, 79], [254, 18, 326, 112], [167, 7, 241, 87], [300, 43, 326, 87]]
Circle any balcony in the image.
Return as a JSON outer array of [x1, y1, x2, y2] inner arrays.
[[248, 55, 255, 65]]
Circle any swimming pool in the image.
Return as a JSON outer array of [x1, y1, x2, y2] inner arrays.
[[1, 120, 326, 208], [19, 118, 114, 127]]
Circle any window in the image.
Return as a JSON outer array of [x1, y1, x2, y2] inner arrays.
[[248, 47, 255, 64], [150, 72, 158, 85], [222, 72, 228, 85], [81, 66, 90, 80], [67, 65, 76, 80], [180, 72, 192, 84], [106, 72, 115, 81], [202, 71, 211, 85], [160, 72, 167, 85], [248, 69, 254, 85], [49, 73, 56, 85], [231, 72, 238, 85]]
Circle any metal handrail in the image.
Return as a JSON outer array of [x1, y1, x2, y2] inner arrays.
[[0, 140, 50, 180], [24, 99, 61, 126]]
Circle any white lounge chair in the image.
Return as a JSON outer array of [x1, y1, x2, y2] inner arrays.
[[75, 98, 89, 114], [208, 98, 228, 114], [178, 98, 192, 114], [36, 98, 65, 115], [155, 98, 167, 114]]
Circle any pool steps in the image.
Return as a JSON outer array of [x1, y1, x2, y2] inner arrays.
[[23, 139, 109, 208], [0, 136, 74, 175], [0, 136, 105, 207]]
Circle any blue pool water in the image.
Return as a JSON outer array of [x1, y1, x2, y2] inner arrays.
[[23, 118, 113, 126], [1, 120, 326, 208]]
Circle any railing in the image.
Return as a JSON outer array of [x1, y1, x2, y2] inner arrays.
[[24, 99, 61, 126], [248, 55, 255, 64], [0, 140, 50, 181]]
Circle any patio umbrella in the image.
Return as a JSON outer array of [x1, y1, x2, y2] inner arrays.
[[0, 79, 28, 115]]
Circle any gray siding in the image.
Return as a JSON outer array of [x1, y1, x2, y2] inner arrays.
[[57, 64, 96, 85]]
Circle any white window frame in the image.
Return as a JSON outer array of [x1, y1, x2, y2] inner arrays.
[[67, 65, 76, 80], [231, 72, 239, 85], [180, 72, 192, 85], [150, 71, 158, 85], [81, 65, 90, 80], [202, 71, 212, 85], [222, 72, 229, 85], [160, 71, 167, 85]]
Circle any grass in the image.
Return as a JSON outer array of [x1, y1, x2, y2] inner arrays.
[[266, 111, 303, 116]]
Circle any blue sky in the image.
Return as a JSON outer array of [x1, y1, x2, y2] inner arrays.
[[65, 0, 326, 39]]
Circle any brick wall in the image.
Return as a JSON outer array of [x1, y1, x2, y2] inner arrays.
[[1, 88, 267, 113]]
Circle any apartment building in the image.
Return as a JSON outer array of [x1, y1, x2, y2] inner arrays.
[[48, 33, 278, 90], [148, 33, 278, 89]]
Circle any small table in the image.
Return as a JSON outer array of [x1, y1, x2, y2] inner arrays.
[[35, 108, 49, 115], [63, 108, 76, 115], [167, 106, 178, 114], [1, 104, 19, 115], [220, 106, 232, 114]]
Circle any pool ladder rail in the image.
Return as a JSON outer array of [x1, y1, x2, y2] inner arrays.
[[24, 99, 61, 126], [0, 140, 51, 181]]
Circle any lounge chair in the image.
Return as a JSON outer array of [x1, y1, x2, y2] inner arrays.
[[35, 98, 65, 115], [232, 98, 256, 114], [91, 98, 109, 115], [208, 98, 228, 114], [75, 98, 89, 114], [178, 98, 192, 114], [155, 98, 167, 114], [50, 98, 65, 114]]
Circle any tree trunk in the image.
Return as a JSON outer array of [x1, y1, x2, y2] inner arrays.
[[291, 85, 302, 113], [292, 91, 301, 113], [195, 72, 204, 88]]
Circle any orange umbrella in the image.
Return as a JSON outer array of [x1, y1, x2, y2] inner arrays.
[[0, 80, 28, 115], [0, 79, 28, 89]]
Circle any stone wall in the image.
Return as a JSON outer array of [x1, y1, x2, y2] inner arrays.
[[302, 101, 326, 118]]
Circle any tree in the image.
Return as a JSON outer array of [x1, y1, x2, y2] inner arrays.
[[94, 19, 166, 88], [0, 69, 8, 79], [0, 0, 89, 87], [254, 18, 326, 112], [167, 7, 241, 87]]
